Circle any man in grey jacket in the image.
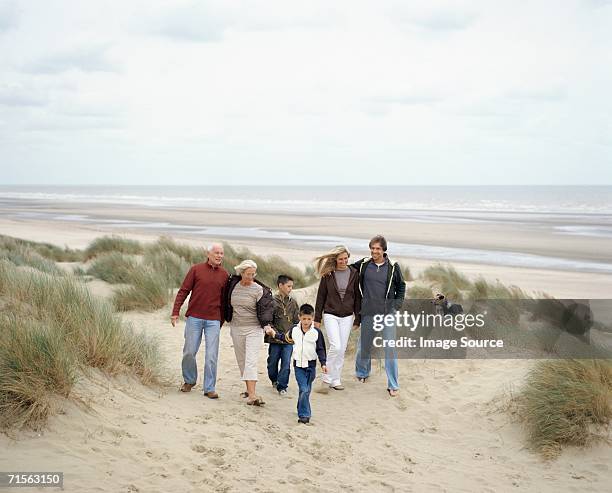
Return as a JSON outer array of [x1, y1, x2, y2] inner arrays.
[[352, 235, 406, 396]]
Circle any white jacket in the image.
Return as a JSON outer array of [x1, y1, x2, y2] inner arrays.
[[276, 323, 327, 368]]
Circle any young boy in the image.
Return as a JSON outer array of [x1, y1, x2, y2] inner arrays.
[[266, 275, 300, 396], [265, 304, 327, 424]]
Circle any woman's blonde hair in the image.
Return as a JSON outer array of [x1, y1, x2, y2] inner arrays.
[[235, 259, 257, 276], [314, 245, 351, 277]]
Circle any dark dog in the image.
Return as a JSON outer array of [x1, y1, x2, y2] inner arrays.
[[432, 293, 464, 316]]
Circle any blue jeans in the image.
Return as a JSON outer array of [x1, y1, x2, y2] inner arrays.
[[182, 317, 221, 393], [294, 365, 316, 418], [355, 315, 399, 390], [267, 343, 293, 391]]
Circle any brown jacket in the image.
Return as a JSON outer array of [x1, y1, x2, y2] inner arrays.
[[314, 266, 361, 326]]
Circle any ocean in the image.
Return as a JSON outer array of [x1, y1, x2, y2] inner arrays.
[[1, 185, 611, 273], [1, 184, 611, 220]]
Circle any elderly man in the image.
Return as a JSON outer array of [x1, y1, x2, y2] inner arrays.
[[171, 243, 229, 398]]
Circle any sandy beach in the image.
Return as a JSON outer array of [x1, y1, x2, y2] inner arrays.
[[1, 197, 612, 492], [2, 294, 611, 493], [1, 197, 612, 299]]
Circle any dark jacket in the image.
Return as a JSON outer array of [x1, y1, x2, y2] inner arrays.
[[266, 293, 300, 344], [314, 266, 362, 326], [224, 275, 274, 327], [351, 254, 406, 314]]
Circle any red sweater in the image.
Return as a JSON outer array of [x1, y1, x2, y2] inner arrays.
[[172, 262, 229, 321]]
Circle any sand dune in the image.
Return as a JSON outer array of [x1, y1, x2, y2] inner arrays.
[[2, 284, 611, 492], [1, 215, 612, 491]]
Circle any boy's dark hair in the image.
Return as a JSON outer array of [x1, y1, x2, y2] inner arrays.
[[277, 274, 294, 286], [369, 234, 388, 252], [299, 303, 315, 316]]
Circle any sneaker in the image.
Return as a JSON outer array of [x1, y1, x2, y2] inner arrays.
[[278, 389, 288, 397], [298, 417, 310, 424]]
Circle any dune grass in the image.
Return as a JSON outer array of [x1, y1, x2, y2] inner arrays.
[[0, 314, 77, 429], [421, 263, 472, 302], [146, 236, 205, 265], [515, 359, 612, 459], [84, 235, 144, 260], [0, 235, 66, 275], [400, 264, 414, 282], [142, 248, 191, 288], [0, 234, 82, 262], [87, 252, 139, 284], [0, 261, 165, 429], [469, 276, 527, 300], [407, 284, 435, 299], [112, 266, 172, 312], [0, 246, 64, 276]]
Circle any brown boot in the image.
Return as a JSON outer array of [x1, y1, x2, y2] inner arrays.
[[204, 391, 219, 399], [180, 383, 195, 392]]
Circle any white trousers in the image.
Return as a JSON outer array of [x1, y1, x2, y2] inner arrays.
[[322, 313, 354, 386], [230, 325, 263, 381]]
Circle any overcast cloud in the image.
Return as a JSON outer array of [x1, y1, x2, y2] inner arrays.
[[0, 0, 611, 185]]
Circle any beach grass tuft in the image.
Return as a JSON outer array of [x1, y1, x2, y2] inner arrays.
[[407, 284, 435, 300], [142, 248, 191, 287], [0, 260, 166, 429], [420, 263, 472, 302], [401, 264, 414, 282], [112, 266, 172, 312], [0, 234, 82, 262], [84, 235, 144, 259], [0, 314, 77, 429], [469, 276, 527, 300], [515, 359, 612, 459], [87, 252, 139, 284], [146, 236, 206, 265]]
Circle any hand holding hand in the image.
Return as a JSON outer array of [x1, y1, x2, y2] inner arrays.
[[321, 365, 327, 374], [265, 326, 276, 337], [171, 315, 179, 327]]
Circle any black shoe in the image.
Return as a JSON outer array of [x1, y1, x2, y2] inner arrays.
[[298, 417, 310, 424], [271, 381, 278, 389]]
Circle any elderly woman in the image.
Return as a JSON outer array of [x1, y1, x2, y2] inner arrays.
[[313, 245, 361, 391], [224, 259, 274, 406]]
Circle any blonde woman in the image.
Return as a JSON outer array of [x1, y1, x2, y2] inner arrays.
[[313, 246, 361, 391], [224, 259, 274, 406]]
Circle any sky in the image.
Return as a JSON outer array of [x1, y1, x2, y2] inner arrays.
[[0, 0, 611, 186]]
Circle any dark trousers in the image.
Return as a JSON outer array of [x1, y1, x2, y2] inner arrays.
[[294, 365, 316, 418], [267, 343, 293, 391]]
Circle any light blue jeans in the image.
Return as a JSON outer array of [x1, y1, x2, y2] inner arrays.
[[355, 315, 399, 391], [182, 317, 221, 393]]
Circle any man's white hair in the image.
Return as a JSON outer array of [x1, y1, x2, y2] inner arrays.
[[234, 259, 257, 275], [207, 243, 224, 253]]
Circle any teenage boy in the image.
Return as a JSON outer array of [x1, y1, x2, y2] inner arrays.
[[266, 275, 299, 396], [265, 304, 327, 424]]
